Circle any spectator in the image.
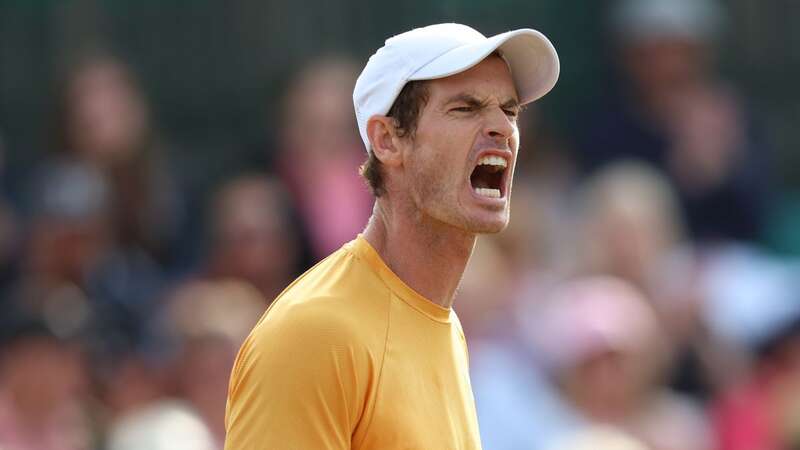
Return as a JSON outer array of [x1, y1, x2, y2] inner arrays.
[[576, 0, 772, 243], [275, 56, 372, 261], [99, 277, 265, 450], [12, 161, 164, 350], [164, 281, 264, 448], [149, 174, 298, 446], [203, 174, 300, 301], [571, 161, 740, 399], [570, 161, 686, 290], [473, 275, 715, 450], [51, 52, 184, 266], [98, 280, 265, 450], [713, 311, 800, 450], [528, 276, 714, 450], [12, 162, 114, 340], [0, 314, 93, 450]]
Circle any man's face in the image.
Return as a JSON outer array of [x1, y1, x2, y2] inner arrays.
[[403, 55, 520, 234]]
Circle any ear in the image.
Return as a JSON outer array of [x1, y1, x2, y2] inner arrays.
[[367, 116, 404, 168]]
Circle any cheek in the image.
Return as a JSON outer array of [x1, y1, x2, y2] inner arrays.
[[407, 146, 447, 201], [405, 113, 483, 203]]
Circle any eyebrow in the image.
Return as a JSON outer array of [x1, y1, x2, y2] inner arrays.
[[444, 93, 487, 108], [501, 98, 521, 111]]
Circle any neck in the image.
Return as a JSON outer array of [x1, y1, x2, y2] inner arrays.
[[362, 200, 476, 309]]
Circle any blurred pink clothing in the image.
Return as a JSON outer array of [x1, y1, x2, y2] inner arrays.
[[712, 373, 779, 450], [0, 392, 90, 450], [280, 152, 371, 259]]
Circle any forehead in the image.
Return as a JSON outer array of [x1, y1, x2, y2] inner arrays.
[[426, 55, 517, 102]]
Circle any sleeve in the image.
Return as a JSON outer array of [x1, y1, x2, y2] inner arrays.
[[224, 302, 374, 450]]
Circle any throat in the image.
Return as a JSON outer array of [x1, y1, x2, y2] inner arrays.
[[363, 211, 476, 308]]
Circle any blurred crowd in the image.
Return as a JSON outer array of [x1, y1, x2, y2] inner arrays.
[[0, 0, 799, 449]]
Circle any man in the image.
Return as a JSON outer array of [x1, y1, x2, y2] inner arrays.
[[577, 0, 771, 243], [224, 23, 559, 449]]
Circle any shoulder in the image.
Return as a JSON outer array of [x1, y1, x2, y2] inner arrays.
[[229, 240, 393, 379], [255, 242, 392, 345], [234, 292, 390, 378], [228, 295, 389, 402], [258, 295, 385, 346]]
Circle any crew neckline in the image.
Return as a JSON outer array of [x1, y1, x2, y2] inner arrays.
[[348, 234, 453, 323]]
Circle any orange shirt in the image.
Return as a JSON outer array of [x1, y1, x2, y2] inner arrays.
[[224, 235, 482, 450]]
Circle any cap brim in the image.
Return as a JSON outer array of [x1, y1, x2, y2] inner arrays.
[[409, 29, 560, 104]]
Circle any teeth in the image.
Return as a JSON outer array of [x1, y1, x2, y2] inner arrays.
[[474, 187, 501, 198], [477, 155, 508, 168]]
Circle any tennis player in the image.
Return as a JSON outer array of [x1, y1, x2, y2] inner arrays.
[[224, 22, 559, 449]]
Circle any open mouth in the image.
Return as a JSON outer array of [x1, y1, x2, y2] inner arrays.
[[470, 155, 507, 199]]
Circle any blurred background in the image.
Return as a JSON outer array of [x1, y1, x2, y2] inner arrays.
[[0, 0, 799, 449]]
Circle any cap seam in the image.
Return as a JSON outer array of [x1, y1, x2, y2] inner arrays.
[[406, 42, 474, 80]]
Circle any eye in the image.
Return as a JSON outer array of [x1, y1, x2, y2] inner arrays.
[[450, 106, 474, 113], [503, 108, 520, 118]]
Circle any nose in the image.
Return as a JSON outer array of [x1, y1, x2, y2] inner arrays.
[[482, 107, 516, 146]]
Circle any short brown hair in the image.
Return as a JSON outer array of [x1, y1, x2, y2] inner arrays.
[[359, 80, 429, 197]]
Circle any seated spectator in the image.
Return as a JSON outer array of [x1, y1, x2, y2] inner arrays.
[[530, 277, 714, 450], [570, 161, 740, 399], [713, 315, 800, 450], [12, 161, 164, 349], [472, 276, 714, 450], [571, 161, 685, 290], [104, 279, 262, 450], [576, 0, 772, 243], [12, 161, 114, 340], [708, 256, 800, 450], [0, 314, 93, 450], [99, 278, 265, 450], [275, 56, 372, 261], [50, 51, 184, 266], [149, 174, 299, 446], [164, 281, 264, 448], [203, 174, 300, 301]]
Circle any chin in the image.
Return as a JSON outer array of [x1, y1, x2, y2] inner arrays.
[[462, 214, 509, 234], [470, 222, 508, 234], [426, 201, 509, 234]]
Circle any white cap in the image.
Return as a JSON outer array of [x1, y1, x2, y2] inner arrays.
[[353, 23, 560, 152]]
